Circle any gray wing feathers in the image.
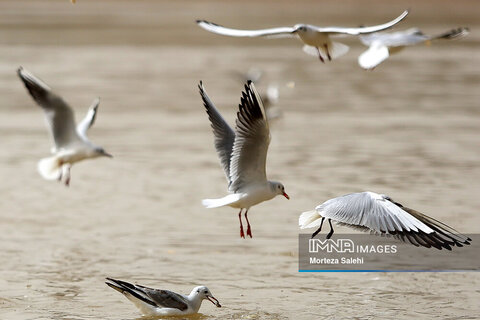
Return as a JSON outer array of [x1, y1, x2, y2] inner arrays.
[[229, 82, 270, 192], [431, 27, 470, 41], [77, 97, 100, 138], [316, 192, 470, 250], [106, 278, 189, 311], [136, 286, 189, 311], [17, 67, 82, 148], [199, 82, 236, 184], [319, 10, 409, 35], [196, 20, 295, 38]]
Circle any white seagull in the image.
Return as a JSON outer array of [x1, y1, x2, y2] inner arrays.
[[196, 10, 409, 62], [17, 67, 112, 186], [105, 278, 221, 317], [358, 27, 470, 69], [299, 191, 471, 250], [199, 81, 289, 238]]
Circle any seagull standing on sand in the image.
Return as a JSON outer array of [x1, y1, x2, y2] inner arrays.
[[17, 67, 112, 186], [358, 27, 470, 69], [105, 278, 221, 317], [199, 81, 289, 238], [299, 191, 471, 250], [196, 10, 408, 62]]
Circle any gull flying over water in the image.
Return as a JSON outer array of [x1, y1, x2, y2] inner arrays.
[[197, 10, 408, 62], [299, 191, 471, 250], [106, 278, 221, 316], [199, 81, 289, 238], [358, 27, 470, 69], [17, 67, 112, 186]]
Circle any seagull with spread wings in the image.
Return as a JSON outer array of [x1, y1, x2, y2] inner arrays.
[[197, 10, 408, 62], [199, 81, 289, 238], [299, 191, 471, 250], [358, 27, 470, 69], [106, 278, 221, 316], [17, 67, 112, 186]]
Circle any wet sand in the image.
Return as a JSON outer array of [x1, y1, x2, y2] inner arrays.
[[0, 0, 479, 319]]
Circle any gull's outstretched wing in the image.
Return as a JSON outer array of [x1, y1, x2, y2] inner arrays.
[[430, 27, 470, 41], [301, 192, 470, 250], [76, 97, 99, 139], [106, 278, 189, 311], [359, 28, 427, 47], [196, 20, 295, 38], [199, 82, 236, 185], [17, 67, 83, 149], [229, 82, 270, 192], [358, 41, 390, 69], [317, 10, 409, 35]]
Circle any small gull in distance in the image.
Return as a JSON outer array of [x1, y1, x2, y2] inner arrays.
[[299, 191, 471, 250], [106, 278, 221, 317], [234, 69, 281, 121], [358, 27, 470, 70], [199, 81, 289, 238], [196, 10, 409, 62], [17, 67, 112, 186]]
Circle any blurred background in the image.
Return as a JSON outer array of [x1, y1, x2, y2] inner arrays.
[[0, 0, 479, 319]]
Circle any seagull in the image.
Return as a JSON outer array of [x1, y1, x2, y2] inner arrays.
[[105, 278, 221, 317], [196, 10, 409, 62], [17, 67, 112, 186], [299, 191, 471, 250], [358, 27, 470, 69], [199, 81, 289, 238], [234, 69, 281, 121]]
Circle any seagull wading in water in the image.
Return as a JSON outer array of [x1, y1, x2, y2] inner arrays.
[[196, 10, 408, 62], [199, 81, 289, 238], [105, 278, 221, 316], [358, 27, 470, 69], [17, 67, 112, 186], [299, 191, 471, 250]]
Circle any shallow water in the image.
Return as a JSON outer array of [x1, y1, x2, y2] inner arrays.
[[0, 0, 479, 319]]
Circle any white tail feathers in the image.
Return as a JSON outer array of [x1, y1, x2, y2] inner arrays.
[[299, 210, 322, 229], [302, 42, 350, 60], [37, 156, 62, 180], [202, 194, 242, 208]]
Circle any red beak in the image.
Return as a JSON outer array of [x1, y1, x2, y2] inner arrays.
[[283, 192, 290, 200], [207, 296, 221, 307]]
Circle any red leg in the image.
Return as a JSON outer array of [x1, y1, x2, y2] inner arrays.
[[64, 164, 71, 187], [316, 47, 325, 63], [324, 44, 331, 61], [238, 209, 245, 238], [245, 209, 252, 238]]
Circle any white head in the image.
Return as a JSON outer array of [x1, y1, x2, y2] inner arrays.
[[93, 146, 113, 158], [293, 24, 313, 35], [190, 286, 221, 308], [270, 181, 290, 200]]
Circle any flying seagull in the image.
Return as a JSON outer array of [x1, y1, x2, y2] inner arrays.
[[196, 10, 409, 62], [358, 27, 470, 69], [105, 278, 221, 317], [299, 191, 471, 250], [17, 67, 112, 186], [199, 81, 289, 238], [233, 69, 281, 121]]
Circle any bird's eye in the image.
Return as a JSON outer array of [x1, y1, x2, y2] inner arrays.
[[204, 290, 208, 294], [197, 290, 200, 293]]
